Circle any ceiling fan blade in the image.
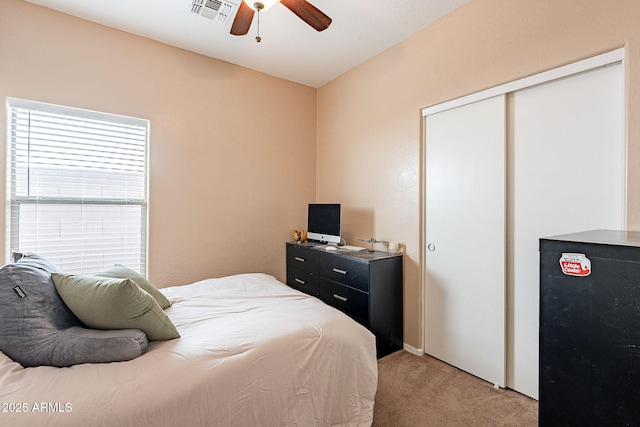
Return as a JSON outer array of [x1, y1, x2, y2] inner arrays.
[[280, 0, 332, 32], [230, 1, 255, 36]]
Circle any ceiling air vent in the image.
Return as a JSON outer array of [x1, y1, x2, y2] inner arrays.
[[191, 0, 238, 25]]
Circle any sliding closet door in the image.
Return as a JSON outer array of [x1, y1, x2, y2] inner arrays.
[[425, 95, 506, 388], [509, 63, 624, 399], [423, 50, 624, 400]]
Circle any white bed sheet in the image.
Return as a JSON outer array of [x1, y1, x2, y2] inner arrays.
[[0, 273, 378, 426]]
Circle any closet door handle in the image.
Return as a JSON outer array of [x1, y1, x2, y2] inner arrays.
[[332, 268, 347, 275], [333, 294, 348, 302]]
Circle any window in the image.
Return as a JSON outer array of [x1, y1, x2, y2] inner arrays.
[[7, 98, 148, 275]]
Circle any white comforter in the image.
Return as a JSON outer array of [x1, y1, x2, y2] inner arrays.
[[0, 273, 378, 426]]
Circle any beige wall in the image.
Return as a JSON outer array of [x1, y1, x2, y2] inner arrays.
[[317, 0, 640, 350], [0, 0, 317, 286], [4, 0, 640, 354]]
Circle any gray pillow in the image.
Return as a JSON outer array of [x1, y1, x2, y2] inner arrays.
[[52, 273, 180, 341], [97, 264, 171, 309], [0, 253, 148, 367]]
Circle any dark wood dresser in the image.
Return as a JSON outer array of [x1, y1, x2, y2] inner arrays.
[[286, 242, 403, 357]]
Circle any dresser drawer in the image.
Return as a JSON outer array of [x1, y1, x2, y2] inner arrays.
[[286, 266, 319, 296], [286, 245, 319, 273], [319, 278, 369, 324], [319, 256, 369, 292]]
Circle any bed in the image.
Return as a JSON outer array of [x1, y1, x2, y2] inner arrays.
[[0, 272, 378, 426]]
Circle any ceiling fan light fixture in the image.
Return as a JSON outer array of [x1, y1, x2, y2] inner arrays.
[[230, 0, 331, 39], [243, 0, 279, 11]]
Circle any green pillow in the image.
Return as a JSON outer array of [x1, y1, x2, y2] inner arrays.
[[51, 273, 180, 341], [98, 264, 171, 309]]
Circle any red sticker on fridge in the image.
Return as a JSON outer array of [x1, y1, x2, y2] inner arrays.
[[559, 253, 591, 276]]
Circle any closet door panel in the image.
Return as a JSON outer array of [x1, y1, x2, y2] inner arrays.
[[510, 63, 624, 399], [425, 95, 506, 387]]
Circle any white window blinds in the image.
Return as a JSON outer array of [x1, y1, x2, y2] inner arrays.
[[7, 98, 149, 275]]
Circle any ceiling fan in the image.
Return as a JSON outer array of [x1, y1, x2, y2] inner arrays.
[[230, 0, 332, 39]]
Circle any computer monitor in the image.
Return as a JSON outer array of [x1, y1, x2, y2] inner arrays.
[[307, 203, 341, 244]]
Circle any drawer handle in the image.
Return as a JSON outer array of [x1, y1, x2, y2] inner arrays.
[[332, 268, 348, 275], [295, 278, 306, 285], [294, 257, 305, 262], [333, 294, 348, 302]]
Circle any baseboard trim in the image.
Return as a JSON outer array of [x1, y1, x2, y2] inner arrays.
[[403, 343, 425, 356]]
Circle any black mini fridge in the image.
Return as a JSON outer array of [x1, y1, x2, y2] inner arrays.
[[539, 230, 640, 426]]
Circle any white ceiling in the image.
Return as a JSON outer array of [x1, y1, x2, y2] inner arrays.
[[23, 0, 469, 88]]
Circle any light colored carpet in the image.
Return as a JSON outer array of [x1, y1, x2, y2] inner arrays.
[[373, 350, 538, 426]]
